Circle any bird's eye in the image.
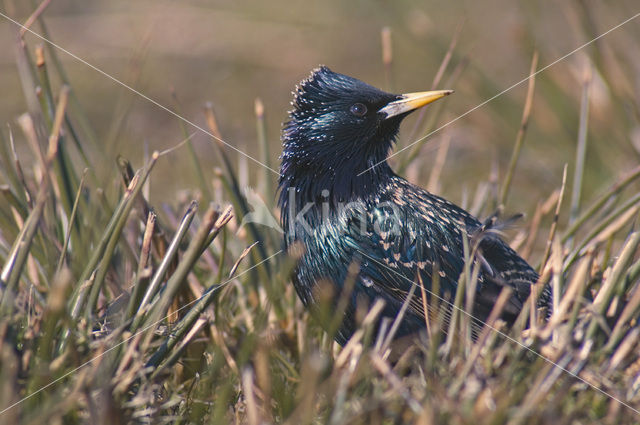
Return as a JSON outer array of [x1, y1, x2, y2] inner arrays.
[[350, 103, 368, 117]]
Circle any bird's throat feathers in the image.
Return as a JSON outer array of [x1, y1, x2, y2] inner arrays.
[[278, 121, 396, 217]]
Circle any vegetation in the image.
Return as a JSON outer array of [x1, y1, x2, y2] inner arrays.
[[0, 3, 639, 424]]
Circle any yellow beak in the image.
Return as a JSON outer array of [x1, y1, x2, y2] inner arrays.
[[378, 89, 453, 119]]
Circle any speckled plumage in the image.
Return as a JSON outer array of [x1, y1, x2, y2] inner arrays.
[[278, 66, 550, 345]]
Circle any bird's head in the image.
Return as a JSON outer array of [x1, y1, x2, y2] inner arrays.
[[279, 66, 452, 207]]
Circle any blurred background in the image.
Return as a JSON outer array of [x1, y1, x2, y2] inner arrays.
[[1, 0, 639, 219], [1, 2, 640, 422]]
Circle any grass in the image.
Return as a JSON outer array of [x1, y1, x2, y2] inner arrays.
[[1, 4, 640, 424]]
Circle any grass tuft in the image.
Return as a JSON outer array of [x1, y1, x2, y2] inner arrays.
[[0, 7, 639, 424]]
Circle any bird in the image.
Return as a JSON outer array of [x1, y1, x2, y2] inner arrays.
[[278, 66, 551, 345]]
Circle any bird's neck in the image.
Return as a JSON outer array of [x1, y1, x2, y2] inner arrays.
[[278, 155, 395, 223]]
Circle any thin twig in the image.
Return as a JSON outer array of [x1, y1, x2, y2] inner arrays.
[[499, 51, 538, 206]]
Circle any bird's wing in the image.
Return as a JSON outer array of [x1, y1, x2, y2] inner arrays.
[[341, 183, 544, 327], [473, 233, 550, 317], [340, 199, 466, 323]]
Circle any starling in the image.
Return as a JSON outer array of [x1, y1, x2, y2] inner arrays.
[[278, 66, 550, 345]]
